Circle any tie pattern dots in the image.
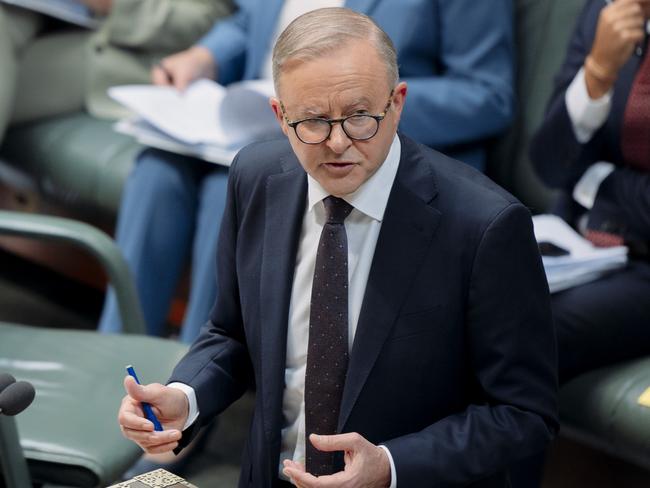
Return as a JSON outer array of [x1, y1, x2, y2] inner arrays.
[[305, 196, 353, 476]]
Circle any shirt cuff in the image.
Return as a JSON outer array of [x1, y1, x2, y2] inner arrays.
[[379, 445, 397, 488], [565, 67, 612, 143], [572, 161, 616, 209], [167, 382, 199, 431]]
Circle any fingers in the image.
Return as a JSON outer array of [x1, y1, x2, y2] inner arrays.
[[123, 375, 167, 405], [284, 467, 349, 488], [282, 459, 305, 487], [308, 432, 364, 453], [282, 465, 318, 488], [122, 427, 181, 454], [283, 434, 390, 487], [118, 393, 182, 453], [151, 65, 172, 86], [590, 0, 648, 77], [172, 73, 193, 92], [123, 375, 150, 402], [121, 426, 181, 446], [150, 58, 190, 90]]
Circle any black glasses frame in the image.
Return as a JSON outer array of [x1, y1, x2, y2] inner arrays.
[[280, 90, 394, 145]]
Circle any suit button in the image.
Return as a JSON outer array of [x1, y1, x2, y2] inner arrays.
[[95, 45, 103, 54]]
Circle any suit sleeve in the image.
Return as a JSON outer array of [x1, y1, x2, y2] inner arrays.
[[398, 0, 515, 149], [168, 153, 253, 442], [102, 0, 234, 51], [592, 167, 650, 241], [383, 203, 559, 486], [530, 0, 604, 190]]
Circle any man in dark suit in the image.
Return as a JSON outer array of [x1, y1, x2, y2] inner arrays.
[[118, 8, 557, 487]]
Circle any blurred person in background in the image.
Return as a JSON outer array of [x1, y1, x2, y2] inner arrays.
[[512, 1, 650, 486], [532, 0, 650, 387], [0, 0, 233, 143]]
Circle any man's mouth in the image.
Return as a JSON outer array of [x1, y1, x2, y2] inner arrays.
[[323, 162, 355, 168]]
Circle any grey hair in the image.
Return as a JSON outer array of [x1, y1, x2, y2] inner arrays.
[[272, 7, 398, 94]]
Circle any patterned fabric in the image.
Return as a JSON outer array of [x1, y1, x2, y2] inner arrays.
[[305, 196, 353, 476], [622, 50, 650, 172], [585, 228, 625, 248]]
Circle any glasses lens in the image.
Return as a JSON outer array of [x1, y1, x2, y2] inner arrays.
[[343, 115, 379, 140], [295, 119, 331, 144]]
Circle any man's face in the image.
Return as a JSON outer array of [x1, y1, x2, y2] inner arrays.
[[270, 40, 407, 197]]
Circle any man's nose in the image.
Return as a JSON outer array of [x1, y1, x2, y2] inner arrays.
[[325, 123, 352, 154]]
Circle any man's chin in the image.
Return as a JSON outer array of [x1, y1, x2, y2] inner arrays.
[[320, 180, 362, 197]]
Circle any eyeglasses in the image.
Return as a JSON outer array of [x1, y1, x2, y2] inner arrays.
[[280, 90, 394, 145]]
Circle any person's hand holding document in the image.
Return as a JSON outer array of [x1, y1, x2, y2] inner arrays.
[[151, 46, 217, 91], [109, 79, 282, 165]]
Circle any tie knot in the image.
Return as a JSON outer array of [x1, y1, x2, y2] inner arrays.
[[323, 196, 353, 224]]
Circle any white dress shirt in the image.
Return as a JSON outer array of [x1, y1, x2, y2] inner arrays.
[[278, 135, 401, 487], [171, 135, 401, 487]]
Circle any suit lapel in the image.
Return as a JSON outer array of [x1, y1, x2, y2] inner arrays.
[[338, 137, 441, 430], [259, 156, 306, 446]]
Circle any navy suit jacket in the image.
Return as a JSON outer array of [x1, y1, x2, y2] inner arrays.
[[530, 0, 650, 244], [197, 0, 515, 170], [169, 134, 558, 487]]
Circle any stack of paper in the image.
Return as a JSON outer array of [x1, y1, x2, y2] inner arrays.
[[109, 79, 282, 167], [533, 214, 628, 293]]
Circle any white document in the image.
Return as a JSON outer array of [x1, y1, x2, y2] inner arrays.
[[109, 79, 283, 159], [533, 214, 628, 293], [1, 0, 100, 28], [114, 118, 237, 167]]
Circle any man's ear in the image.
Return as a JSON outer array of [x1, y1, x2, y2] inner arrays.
[[391, 81, 408, 118], [269, 97, 289, 136]]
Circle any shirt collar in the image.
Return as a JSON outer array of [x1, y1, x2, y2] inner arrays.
[[307, 134, 401, 222]]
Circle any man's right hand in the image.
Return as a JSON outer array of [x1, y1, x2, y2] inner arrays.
[[151, 46, 217, 91], [117, 376, 188, 454], [586, 0, 650, 97]]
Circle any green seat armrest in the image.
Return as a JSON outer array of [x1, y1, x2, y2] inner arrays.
[[0, 210, 144, 334]]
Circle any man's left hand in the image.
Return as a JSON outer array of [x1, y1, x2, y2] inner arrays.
[[283, 432, 391, 487]]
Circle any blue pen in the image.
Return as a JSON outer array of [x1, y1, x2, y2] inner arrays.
[[125, 365, 163, 431]]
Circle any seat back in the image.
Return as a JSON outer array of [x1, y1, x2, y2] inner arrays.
[[488, 0, 586, 212]]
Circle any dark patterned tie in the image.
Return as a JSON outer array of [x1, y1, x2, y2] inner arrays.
[[305, 196, 353, 476], [622, 49, 650, 172]]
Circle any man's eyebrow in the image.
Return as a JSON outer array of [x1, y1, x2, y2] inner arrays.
[[292, 97, 374, 119], [340, 97, 373, 113]]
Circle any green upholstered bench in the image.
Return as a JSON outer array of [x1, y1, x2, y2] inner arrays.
[[0, 113, 142, 222], [0, 324, 189, 487], [560, 359, 650, 470]]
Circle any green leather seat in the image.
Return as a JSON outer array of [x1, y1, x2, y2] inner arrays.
[[488, 0, 585, 212], [560, 358, 650, 470], [0, 113, 142, 216], [0, 324, 188, 487], [0, 211, 188, 487]]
